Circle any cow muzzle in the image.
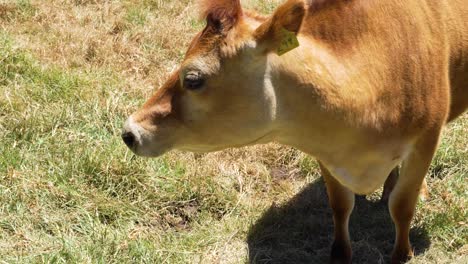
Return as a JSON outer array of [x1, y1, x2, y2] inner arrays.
[[121, 115, 175, 157], [121, 116, 144, 153]]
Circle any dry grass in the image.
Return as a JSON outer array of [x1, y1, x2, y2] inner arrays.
[[0, 0, 466, 263]]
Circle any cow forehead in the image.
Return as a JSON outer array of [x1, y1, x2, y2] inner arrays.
[[184, 19, 256, 62], [184, 25, 222, 60]]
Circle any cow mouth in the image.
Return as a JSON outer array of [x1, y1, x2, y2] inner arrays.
[[177, 132, 274, 153], [130, 141, 174, 157]]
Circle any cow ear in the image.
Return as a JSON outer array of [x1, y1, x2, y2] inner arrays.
[[254, 0, 306, 55], [200, 0, 243, 34]]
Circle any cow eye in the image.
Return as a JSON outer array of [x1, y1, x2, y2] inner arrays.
[[184, 72, 204, 90]]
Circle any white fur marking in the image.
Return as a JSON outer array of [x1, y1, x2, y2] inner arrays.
[[263, 62, 278, 121]]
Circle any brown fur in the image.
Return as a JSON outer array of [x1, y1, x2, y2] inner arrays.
[[199, 0, 243, 34], [123, 0, 468, 263]]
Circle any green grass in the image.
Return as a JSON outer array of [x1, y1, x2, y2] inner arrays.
[[0, 0, 36, 22], [0, 0, 467, 263], [0, 33, 244, 262], [125, 7, 148, 26]]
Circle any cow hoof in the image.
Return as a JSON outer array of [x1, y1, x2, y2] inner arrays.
[[419, 189, 429, 202], [391, 249, 414, 264], [330, 241, 352, 264]]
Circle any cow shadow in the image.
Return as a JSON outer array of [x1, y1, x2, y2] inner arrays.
[[247, 178, 431, 264]]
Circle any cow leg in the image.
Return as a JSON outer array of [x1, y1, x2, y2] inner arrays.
[[419, 179, 429, 201], [319, 162, 354, 264], [388, 129, 441, 264], [381, 167, 399, 203], [382, 168, 429, 204]]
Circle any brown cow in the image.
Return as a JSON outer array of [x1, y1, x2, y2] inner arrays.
[[122, 0, 468, 263]]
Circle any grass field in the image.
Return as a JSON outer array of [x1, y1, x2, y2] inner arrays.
[[0, 0, 466, 263]]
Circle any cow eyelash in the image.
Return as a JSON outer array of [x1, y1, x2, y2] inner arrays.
[[184, 72, 205, 90]]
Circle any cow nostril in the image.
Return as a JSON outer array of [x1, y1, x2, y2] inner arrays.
[[122, 131, 136, 148]]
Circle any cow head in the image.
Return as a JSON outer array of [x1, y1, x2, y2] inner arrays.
[[122, 0, 306, 156]]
